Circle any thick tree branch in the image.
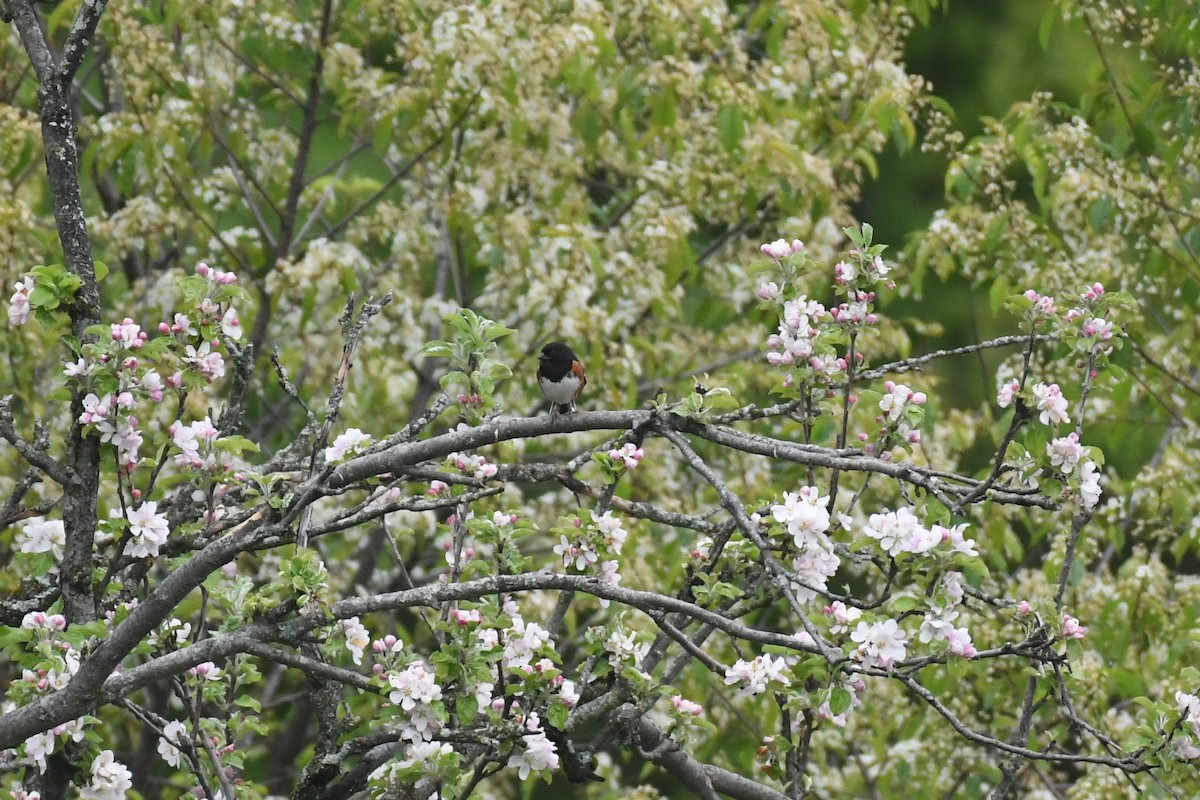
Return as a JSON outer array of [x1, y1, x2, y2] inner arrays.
[[636, 713, 788, 800], [60, 0, 110, 82], [10, 0, 107, 625], [330, 410, 1058, 511]]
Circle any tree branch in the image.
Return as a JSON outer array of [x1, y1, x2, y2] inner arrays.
[[60, 0, 110, 82]]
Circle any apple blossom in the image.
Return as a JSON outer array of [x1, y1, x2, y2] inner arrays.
[[7, 276, 33, 325], [1031, 382, 1070, 425]]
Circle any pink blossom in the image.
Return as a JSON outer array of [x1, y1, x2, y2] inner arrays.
[[760, 238, 804, 259], [1081, 317, 1113, 340], [1079, 460, 1102, 509], [944, 626, 977, 657], [771, 486, 831, 550], [451, 608, 482, 627], [220, 307, 243, 340], [791, 546, 840, 602], [1047, 432, 1085, 474], [1062, 613, 1087, 639], [7, 276, 34, 325], [325, 428, 372, 463], [559, 679, 580, 708], [996, 378, 1019, 408], [825, 600, 862, 635], [864, 507, 924, 557], [1023, 289, 1057, 316], [184, 341, 226, 381], [671, 695, 704, 716], [79, 392, 113, 425], [127, 502, 170, 559], [341, 617, 370, 665], [757, 281, 781, 300], [1031, 382, 1070, 425], [936, 523, 978, 558], [141, 370, 165, 401], [850, 619, 908, 668], [609, 442, 645, 469], [507, 713, 559, 778], [724, 654, 791, 696]]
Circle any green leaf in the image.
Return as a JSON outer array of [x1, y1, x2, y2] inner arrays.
[[1038, 4, 1056, 49], [456, 693, 478, 724], [215, 435, 260, 455], [545, 698, 568, 729], [29, 286, 58, 309], [828, 686, 852, 715], [717, 105, 744, 152], [234, 695, 263, 711], [574, 104, 602, 150], [419, 341, 454, 359], [650, 88, 677, 128]]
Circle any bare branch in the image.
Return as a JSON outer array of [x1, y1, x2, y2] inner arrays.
[[60, 0, 110, 83], [0, 397, 71, 486]]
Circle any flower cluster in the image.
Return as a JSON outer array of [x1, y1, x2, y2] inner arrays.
[[553, 511, 627, 597], [169, 417, 221, 469], [507, 712, 560, 779], [16, 518, 66, 562], [605, 628, 651, 670], [771, 485, 841, 603], [80, 750, 132, 800], [325, 428, 372, 463], [724, 655, 792, 697], [1031, 382, 1070, 426], [448, 451, 498, 480], [671, 694, 704, 716], [760, 238, 805, 260], [608, 442, 644, 469], [918, 607, 977, 659], [156, 720, 188, 768], [126, 501, 171, 558], [63, 262, 244, 479], [829, 290, 879, 328], [766, 296, 828, 367], [386, 660, 444, 741], [863, 508, 977, 560], [865, 380, 927, 453], [849, 618, 908, 669]]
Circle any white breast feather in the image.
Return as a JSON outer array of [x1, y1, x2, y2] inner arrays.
[[540, 373, 581, 404]]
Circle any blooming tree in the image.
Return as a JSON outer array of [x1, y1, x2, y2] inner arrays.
[[1, 1, 1198, 800]]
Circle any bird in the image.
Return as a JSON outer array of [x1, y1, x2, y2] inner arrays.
[[537, 341, 586, 418]]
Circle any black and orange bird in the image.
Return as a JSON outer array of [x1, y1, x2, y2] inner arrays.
[[537, 342, 586, 418]]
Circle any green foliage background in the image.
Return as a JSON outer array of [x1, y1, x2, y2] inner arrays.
[[2, 0, 1200, 798]]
